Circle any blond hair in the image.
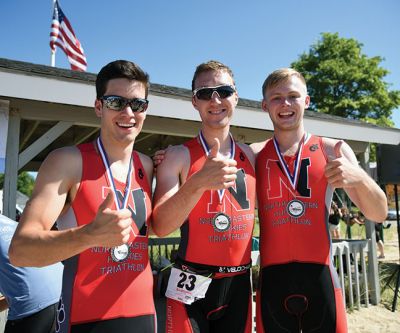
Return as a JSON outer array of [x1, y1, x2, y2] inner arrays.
[[262, 68, 306, 98], [192, 60, 235, 90]]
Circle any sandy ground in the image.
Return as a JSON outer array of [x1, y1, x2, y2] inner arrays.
[[347, 303, 400, 333], [347, 225, 400, 333]]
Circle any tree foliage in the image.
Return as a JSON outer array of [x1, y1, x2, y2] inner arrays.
[[291, 33, 400, 125], [0, 172, 35, 197]]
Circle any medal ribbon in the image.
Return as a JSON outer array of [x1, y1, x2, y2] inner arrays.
[[199, 131, 235, 203], [97, 137, 134, 210], [272, 133, 309, 190]]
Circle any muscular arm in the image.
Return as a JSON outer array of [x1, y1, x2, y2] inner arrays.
[[9, 147, 132, 267], [323, 138, 387, 222], [152, 142, 237, 237]]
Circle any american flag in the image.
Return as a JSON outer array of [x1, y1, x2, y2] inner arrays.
[[50, 1, 87, 72]]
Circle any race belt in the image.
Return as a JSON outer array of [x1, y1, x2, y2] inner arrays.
[[175, 257, 251, 276]]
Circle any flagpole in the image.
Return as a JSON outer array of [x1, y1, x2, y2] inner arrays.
[[50, 0, 56, 67]]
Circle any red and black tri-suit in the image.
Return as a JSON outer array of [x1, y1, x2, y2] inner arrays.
[[166, 137, 256, 333], [255, 134, 347, 333], [56, 143, 156, 333]]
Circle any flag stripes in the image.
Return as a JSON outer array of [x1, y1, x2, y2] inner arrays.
[[50, 1, 87, 71]]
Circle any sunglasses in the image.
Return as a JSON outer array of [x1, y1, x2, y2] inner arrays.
[[101, 95, 149, 112], [193, 85, 236, 101]]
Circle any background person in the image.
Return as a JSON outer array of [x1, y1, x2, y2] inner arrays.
[[329, 201, 343, 239], [0, 214, 62, 333]]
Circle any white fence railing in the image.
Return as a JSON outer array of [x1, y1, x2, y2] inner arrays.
[[149, 237, 375, 310]]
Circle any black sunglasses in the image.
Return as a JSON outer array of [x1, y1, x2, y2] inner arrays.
[[193, 85, 236, 101], [101, 95, 149, 112]]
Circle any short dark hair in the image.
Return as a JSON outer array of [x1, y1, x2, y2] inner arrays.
[[96, 60, 150, 99], [191, 60, 235, 91]]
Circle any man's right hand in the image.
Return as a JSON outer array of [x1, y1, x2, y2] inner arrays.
[[86, 192, 133, 247], [194, 138, 238, 190], [153, 149, 167, 168]]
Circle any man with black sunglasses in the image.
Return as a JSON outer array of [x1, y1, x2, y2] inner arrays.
[[10, 60, 157, 333], [153, 60, 256, 333], [253, 68, 387, 333]]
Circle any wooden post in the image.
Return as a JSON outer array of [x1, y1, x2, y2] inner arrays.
[[3, 101, 20, 220]]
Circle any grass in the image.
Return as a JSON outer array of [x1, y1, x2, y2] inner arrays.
[[379, 262, 400, 311]]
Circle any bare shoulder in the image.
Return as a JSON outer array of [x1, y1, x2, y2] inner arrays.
[[250, 140, 267, 156], [237, 143, 256, 167], [20, 146, 81, 229], [154, 144, 189, 202], [156, 144, 190, 182], [38, 146, 82, 183], [321, 137, 357, 163], [162, 144, 190, 168]]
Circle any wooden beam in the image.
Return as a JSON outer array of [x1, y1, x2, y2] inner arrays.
[[74, 127, 99, 145], [18, 121, 74, 170], [3, 107, 20, 219], [19, 120, 40, 150]]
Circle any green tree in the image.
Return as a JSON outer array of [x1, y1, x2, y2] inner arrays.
[[291, 32, 400, 125], [0, 172, 35, 197]]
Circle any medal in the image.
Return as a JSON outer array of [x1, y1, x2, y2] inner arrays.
[[96, 137, 135, 262], [212, 212, 231, 232], [199, 131, 235, 203], [111, 244, 130, 262], [272, 133, 310, 191], [199, 131, 235, 231], [286, 199, 305, 218]]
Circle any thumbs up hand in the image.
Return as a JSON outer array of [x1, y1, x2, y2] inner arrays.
[[85, 191, 133, 247], [324, 140, 363, 189], [194, 138, 238, 191]]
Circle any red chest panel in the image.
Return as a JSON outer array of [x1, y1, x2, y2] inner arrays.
[[179, 138, 256, 267], [256, 135, 333, 267], [69, 143, 154, 323]]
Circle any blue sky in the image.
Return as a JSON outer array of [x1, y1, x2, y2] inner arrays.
[[1, 0, 399, 127]]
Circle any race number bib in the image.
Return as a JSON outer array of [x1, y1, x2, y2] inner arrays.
[[165, 267, 212, 305]]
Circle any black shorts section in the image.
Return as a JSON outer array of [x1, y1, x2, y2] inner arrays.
[[260, 262, 337, 333], [186, 271, 250, 333], [178, 221, 189, 259], [5, 303, 58, 333], [71, 314, 155, 333]]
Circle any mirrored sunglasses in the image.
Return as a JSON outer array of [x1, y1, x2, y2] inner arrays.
[[101, 95, 149, 112], [193, 85, 236, 101]]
